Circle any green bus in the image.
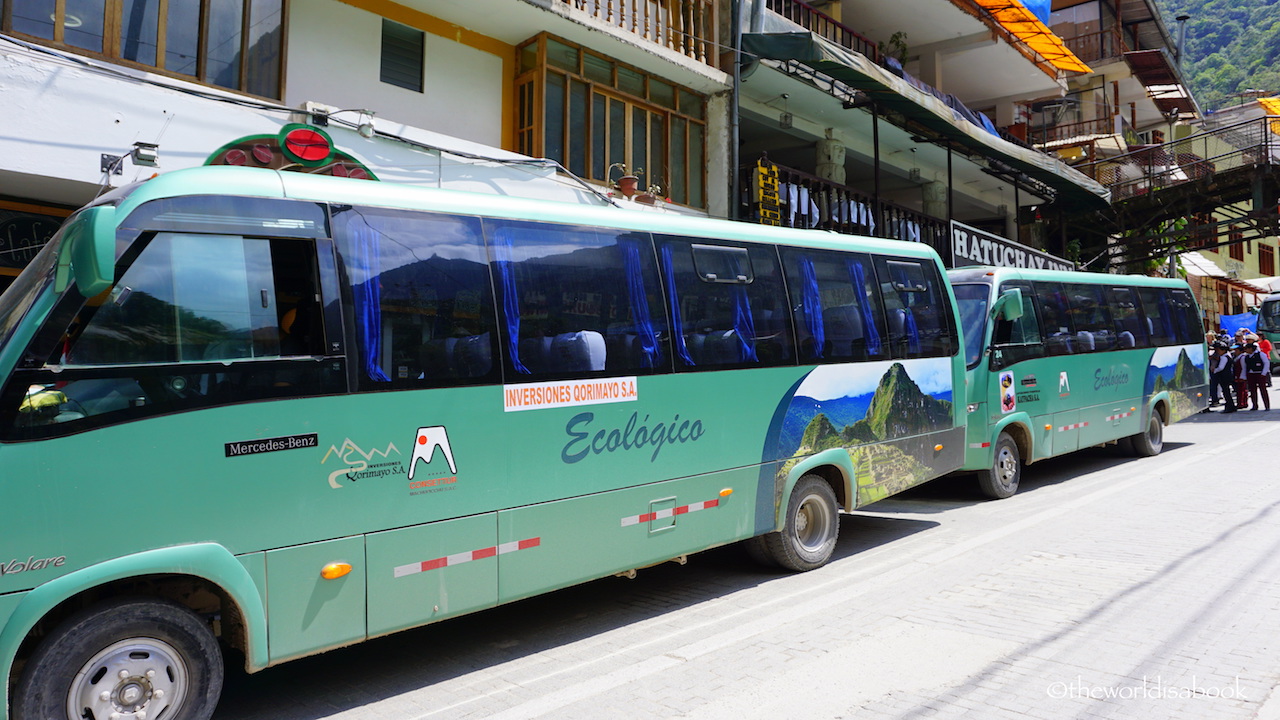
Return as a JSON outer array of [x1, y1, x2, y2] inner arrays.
[[0, 166, 969, 719], [1256, 292, 1280, 366], [948, 266, 1209, 498]]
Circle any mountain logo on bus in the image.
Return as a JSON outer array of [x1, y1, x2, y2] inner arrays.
[[409, 426, 457, 479], [321, 438, 404, 489]]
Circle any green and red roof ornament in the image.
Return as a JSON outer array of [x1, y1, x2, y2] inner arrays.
[[206, 123, 378, 180]]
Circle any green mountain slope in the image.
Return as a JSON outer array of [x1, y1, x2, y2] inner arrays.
[[1155, 0, 1280, 111]]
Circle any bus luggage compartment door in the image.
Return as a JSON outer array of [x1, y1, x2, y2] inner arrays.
[[265, 536, 367, 663]]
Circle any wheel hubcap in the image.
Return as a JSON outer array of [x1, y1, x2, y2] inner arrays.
[[996, 447, 1016, 487], [68, 638, 187, 720], [794, 494, 832, 552]]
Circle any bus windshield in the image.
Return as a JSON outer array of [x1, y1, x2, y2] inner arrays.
[[1258, 297, 1280, 333], [0, 224, 67, 352], [952, 283, 990, 367]]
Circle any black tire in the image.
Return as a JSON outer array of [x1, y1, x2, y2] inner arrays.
[[1129, 414, 1164, 457], [977, 433, 1021, 499], [14, 597, 224, 720], [758, 475, 839, 572]]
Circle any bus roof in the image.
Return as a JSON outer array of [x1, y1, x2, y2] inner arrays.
[[111, 166, 943, 262], [947, 265, 1193, 289]]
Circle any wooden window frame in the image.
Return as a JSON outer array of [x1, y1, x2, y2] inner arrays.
[[514, 33, 706, 209], [0, 0, 288, 100]]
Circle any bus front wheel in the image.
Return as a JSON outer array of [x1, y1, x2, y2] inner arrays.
[[977, 433, 1021, 499], [757, 475, 840, 572], [14, 597, 223, 720], [1128, 415, 1164, 457]]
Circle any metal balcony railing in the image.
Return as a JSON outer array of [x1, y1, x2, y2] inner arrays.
[[1028, 117, 1116, 146], [744, 161, 949, 259], [764, 0, 880, 61], [560, 0, 718, 63], [1077, 116, 1280, 201]]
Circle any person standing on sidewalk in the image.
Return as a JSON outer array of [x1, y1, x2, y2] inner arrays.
[[1243, 339, 1271, 410], [1231, 345, 1251, 410], [1209, 342, 1237, 413]]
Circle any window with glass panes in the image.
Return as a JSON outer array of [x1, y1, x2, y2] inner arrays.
[[515, 34, 706, 208], [2, 0, 284, 99]]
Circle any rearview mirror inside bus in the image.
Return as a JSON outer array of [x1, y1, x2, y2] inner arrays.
[[55, 206, 116, 297]]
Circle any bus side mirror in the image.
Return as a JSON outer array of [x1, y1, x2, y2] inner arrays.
[[991, 288, 1024, 322], [55, 206, 116, 297]]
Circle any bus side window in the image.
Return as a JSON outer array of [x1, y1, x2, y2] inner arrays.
[[487, 220, 670, 379], [7, 233, 342, 437], [656, 237, 792, 370], [1105, 287, 1149, 348], [872, 257, 955, 359], [1033, 281, 1076, 356], [1166, 289, 1203, 344], [1065, 283, 1114, 353], [781, 248, 888, 364], [333, 207, 498, 389], [1137, 287, 1178, 346], [991, 281, 1043, 366]]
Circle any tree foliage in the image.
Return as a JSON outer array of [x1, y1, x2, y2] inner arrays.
[[1155, 0, 1280, 111]]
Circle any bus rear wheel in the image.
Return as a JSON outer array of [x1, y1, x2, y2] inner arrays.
[[977, 433, 1021, 499], [14, 597, 223, 720], [1128, 415, 1164, 457], [757, 475, 839, 572]]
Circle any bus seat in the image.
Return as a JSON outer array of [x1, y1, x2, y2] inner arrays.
[[1075, 331, 1095, 352], [1045, 333, 1074, 355], [550, 331, 606, 372], [822, 305, 863, 358], [1118, 331, 1135, 348], [704, 329, 742, 364], [684, 333, 706, 364], [518, 336, 553, 374], [452, 333, 491, 377], [888, 308, 907, 340], [421, 338, 458, 378]]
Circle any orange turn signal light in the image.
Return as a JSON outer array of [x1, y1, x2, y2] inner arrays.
[[719, 488, 734, 498], [321, 562, 352, 580], [934, 444, 944, 452], [1044, 424, 1052, 430]]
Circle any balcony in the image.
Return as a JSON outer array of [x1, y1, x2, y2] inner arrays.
[[764, 0, 880, 61], [1078, 116, 1280, 202], [743, 161, 950, 260], [1028, 117, 1117, 146], [559, 0, 718, 63], [1062, 28, 1126, 66]]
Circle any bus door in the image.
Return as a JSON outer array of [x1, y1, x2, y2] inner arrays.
[[990, 280, 1054, 460]]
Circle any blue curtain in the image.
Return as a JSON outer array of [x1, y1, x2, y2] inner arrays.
[[799, 256, 824, 358], [350, 221, 389, 381], [889, 263, 922, 354], [660, 244, 695, 366], [903, 308, 921, 354], [846, 258, 882, 355], [730, 253, 758, 363], [493, 231, 529, 374], [621, 239, 660, 368]]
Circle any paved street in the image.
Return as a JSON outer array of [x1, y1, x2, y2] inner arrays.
[[214, 410, 1280, 720]]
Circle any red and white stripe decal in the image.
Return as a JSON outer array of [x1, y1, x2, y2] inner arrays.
[[1105, 411, 1134, 421], [1057, 422, 1090, 432], [621, 498, 720, 527], [969, 442, 991, 449], [393, 537, 541, 578]]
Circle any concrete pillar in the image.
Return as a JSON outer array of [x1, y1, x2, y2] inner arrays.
[[815, 137, 846, 185], [923, 180, 947, 219], [918, 52, 944, 92]]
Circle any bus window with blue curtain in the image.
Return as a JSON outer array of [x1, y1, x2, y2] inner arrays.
[[656, 236, 793, 370], [1136, 287, 1178, 347], [780, 247, 887, 364], [332, 206, 497, 390], [485, 219, 670, 379]]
